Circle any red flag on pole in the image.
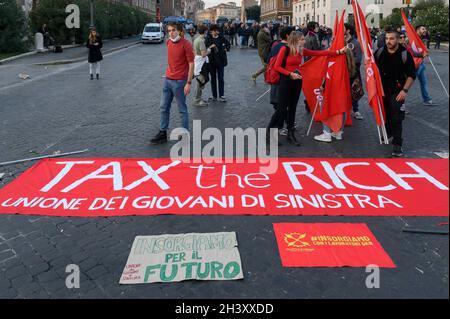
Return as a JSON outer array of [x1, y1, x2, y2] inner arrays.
[[401, 9, 428, 69], [300, 11, 352, 131], [352, 0, 386, 128], [320, 10, 352, 133], [300, 56, 328, 122]]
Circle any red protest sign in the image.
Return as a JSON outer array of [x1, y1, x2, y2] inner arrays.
[[0, 158, 448, 217], [273, 223, 396, 268]]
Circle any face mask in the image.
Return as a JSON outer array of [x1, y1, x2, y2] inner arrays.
[[170, 35, 181, 43]]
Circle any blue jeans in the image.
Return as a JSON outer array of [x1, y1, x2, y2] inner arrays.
[[416, 63, 432, 103], [160, 79, 189, 131], [352, 101, 359, 112], [239, 36, 244, 47], [209, 64, 225, 98]]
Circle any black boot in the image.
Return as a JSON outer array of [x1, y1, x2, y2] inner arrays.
[[90, 74, 94, 80], [151, 131, 168, 145], [287, 129, 301, 146], [96, 74, 100, 80], [266, 129, 282, 146], [391, 145, 404, 157]]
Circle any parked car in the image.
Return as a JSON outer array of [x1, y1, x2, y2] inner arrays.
[[141, 23, 164, 44]]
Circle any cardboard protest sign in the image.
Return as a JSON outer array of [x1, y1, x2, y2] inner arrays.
[[0, 158, 448, 217], [273, 223, 396, 268], [120, 232, 244, 284]]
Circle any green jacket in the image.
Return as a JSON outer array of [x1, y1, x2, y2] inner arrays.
[[257, 29, 272, 61]]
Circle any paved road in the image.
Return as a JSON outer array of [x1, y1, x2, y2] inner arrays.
[[0, 41, 448, 298]]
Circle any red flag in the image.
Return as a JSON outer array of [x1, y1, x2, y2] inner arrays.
[[299, 55, 328, 122], [300, 11, 352, 130], [352, 0, 386, 126], [333, 10, 339, 37], [320, 11, 352, 132], [401, 9, 428, 69]]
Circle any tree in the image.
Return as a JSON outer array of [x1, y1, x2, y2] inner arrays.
[[29, 0, 150, 44], [380, 0, 449, 39], [415, 2, 449, 39], [245, 5, 261, 22], [0, 0, 28, 53], [380, 8, 403, 29]]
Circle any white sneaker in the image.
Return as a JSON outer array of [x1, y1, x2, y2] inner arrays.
[[331, 131, 343, 140], [314, 132, 332, 143], [352, 111, 364, 120], [279, 128, 288, 136], [196, 100, 208, 107]]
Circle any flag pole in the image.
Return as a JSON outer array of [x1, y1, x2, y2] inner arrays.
[[307, 99, 321, 136], [429, 56, 449, 98], [377, 97, 389, 144], [376, 124, 382, 145], [255, 88, 271, 102]]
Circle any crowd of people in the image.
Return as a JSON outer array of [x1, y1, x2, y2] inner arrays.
[[84, 19, 439, 158]]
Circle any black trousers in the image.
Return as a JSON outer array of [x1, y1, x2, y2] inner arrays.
[[209, 64, 225, 98], [384, 94, 405, 147], [268, 75, 302, 130]]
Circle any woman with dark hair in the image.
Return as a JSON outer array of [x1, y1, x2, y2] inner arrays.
[[86, 28, 103, 80], [267, 31, 347, 146], [205, 24, 230, 102]]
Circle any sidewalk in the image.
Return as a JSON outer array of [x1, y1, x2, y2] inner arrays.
[[0, 36, 143, 90], [0, 36, 142, 66]]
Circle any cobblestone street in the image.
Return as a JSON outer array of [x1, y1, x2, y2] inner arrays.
[[0, 41, 448, 298]]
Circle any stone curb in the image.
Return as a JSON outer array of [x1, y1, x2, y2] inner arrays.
[[33, 41, 142, 66]]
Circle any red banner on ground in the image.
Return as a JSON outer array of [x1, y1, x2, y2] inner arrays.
[[0, 158, 448, 217], [273, 223, 396, 268]]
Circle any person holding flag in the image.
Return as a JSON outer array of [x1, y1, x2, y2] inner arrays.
[[400, 10, 436, 105], [414, 25, 435, 106], [266, 31, 347, 146], [375, 28, 416, 157]]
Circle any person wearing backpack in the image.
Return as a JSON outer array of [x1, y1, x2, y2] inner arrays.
[[266, 31, 347, 147], [375, 28, 416, 157], [266, 27, 294, 112]]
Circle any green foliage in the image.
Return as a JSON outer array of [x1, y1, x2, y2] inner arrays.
[[0, 0, 29, 53], [414, 0, 446, 11], [380, 0, 448, 39], [415, 3, 449, 39], [380, 8, 403, 29], [29, 0, 151, 44], [245, 5, 261, 22]]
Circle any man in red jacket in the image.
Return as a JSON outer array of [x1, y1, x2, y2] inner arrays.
[[151, 23, 195, 144]]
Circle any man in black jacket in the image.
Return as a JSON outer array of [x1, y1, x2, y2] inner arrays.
[[375, 28, 416, 157], [205, 24, 231, 102]]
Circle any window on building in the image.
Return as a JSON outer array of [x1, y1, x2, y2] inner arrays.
[[284, 0, 290, 8]]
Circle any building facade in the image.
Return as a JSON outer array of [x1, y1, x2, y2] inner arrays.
[[197, 2, 241, 24], [156, 0, 183, 19], [292, 0, 418, 28], [197, 7, 216, 23], [182, 0, 206, 22], [215, 2, 241, 20], [130, 0, 156, 16], [241, 0, 258, 21], [260, 0, 293, 24]]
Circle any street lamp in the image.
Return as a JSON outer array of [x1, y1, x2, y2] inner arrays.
[[90, 0, 95, 28]]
